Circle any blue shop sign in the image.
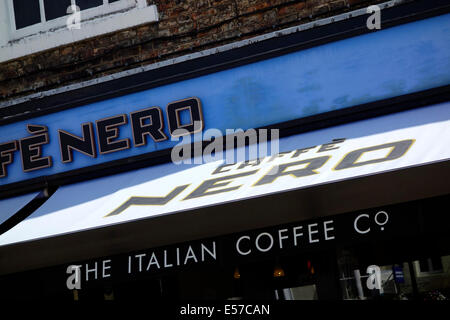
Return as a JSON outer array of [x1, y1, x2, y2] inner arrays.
[[1, 13, 449, 186], [394, 266, 405, 284]]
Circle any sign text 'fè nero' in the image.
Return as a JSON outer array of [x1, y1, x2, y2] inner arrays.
[[0, 97, 203, 178]]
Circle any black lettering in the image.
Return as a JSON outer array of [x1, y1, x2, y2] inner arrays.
[[212, 163, 236, 175], [254, 156, 330, 186], [267, 151, 292, 162], [105, 185, 189, 217], [96, 115, 130, 154], [20, 125, 52, 172], [167, 97, 203, 137], [59, 123, 96, 163], [130, 107, 167, 147], [0, 141, 17, 178], [237, 159, 261, 169], [334, 139, 414, 170], [184, 170, 258, 200], [318, 138, 346, 153], [291, 146, 316, 158]]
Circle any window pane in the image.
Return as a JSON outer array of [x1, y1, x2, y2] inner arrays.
[[75, 0, 103, 10], [44, 0, 72, 20], [431, 257, 443, 271], [419, 259, 429, 272], [13, 0, 41, 29]]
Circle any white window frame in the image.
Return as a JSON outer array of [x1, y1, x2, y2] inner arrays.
[[8, 0, 143, 39], [0, 0, 158, 63], [414, 258, 444, 277]]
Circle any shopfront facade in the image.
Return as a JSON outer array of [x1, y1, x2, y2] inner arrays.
[[0, 0, 449, 301]]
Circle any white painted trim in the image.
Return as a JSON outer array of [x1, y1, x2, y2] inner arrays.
[[4, 0, 16, 40], [39, 0, 46, 23], [0, 1, 12, 47], [0, 1, 158, 63], [414, 259, 444, 277], [8, 0, 137, 39], [0, 0, 408, 109]]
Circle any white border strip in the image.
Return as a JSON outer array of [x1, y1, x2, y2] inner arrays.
[[0, 3, 158, 65]]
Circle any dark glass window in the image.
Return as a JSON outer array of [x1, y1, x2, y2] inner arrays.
[[12, 0, 126, 31], [13, 0, 41, 29], [75, 0, 104, 10], [419, 259, 430, 272], [419, 257, 443, 272], [43, 0, 72, 20], [430, 257, 443, 271]]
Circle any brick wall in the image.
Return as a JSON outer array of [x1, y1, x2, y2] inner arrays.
[[0, 0, 387, 103]]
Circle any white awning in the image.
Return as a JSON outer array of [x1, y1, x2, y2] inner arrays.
[[0, 191, 40, 226], [0, 102, 449, 246]]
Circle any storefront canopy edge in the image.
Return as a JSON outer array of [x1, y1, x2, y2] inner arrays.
[[0, 102, 449, 274], [0, 192, 40, 226]]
